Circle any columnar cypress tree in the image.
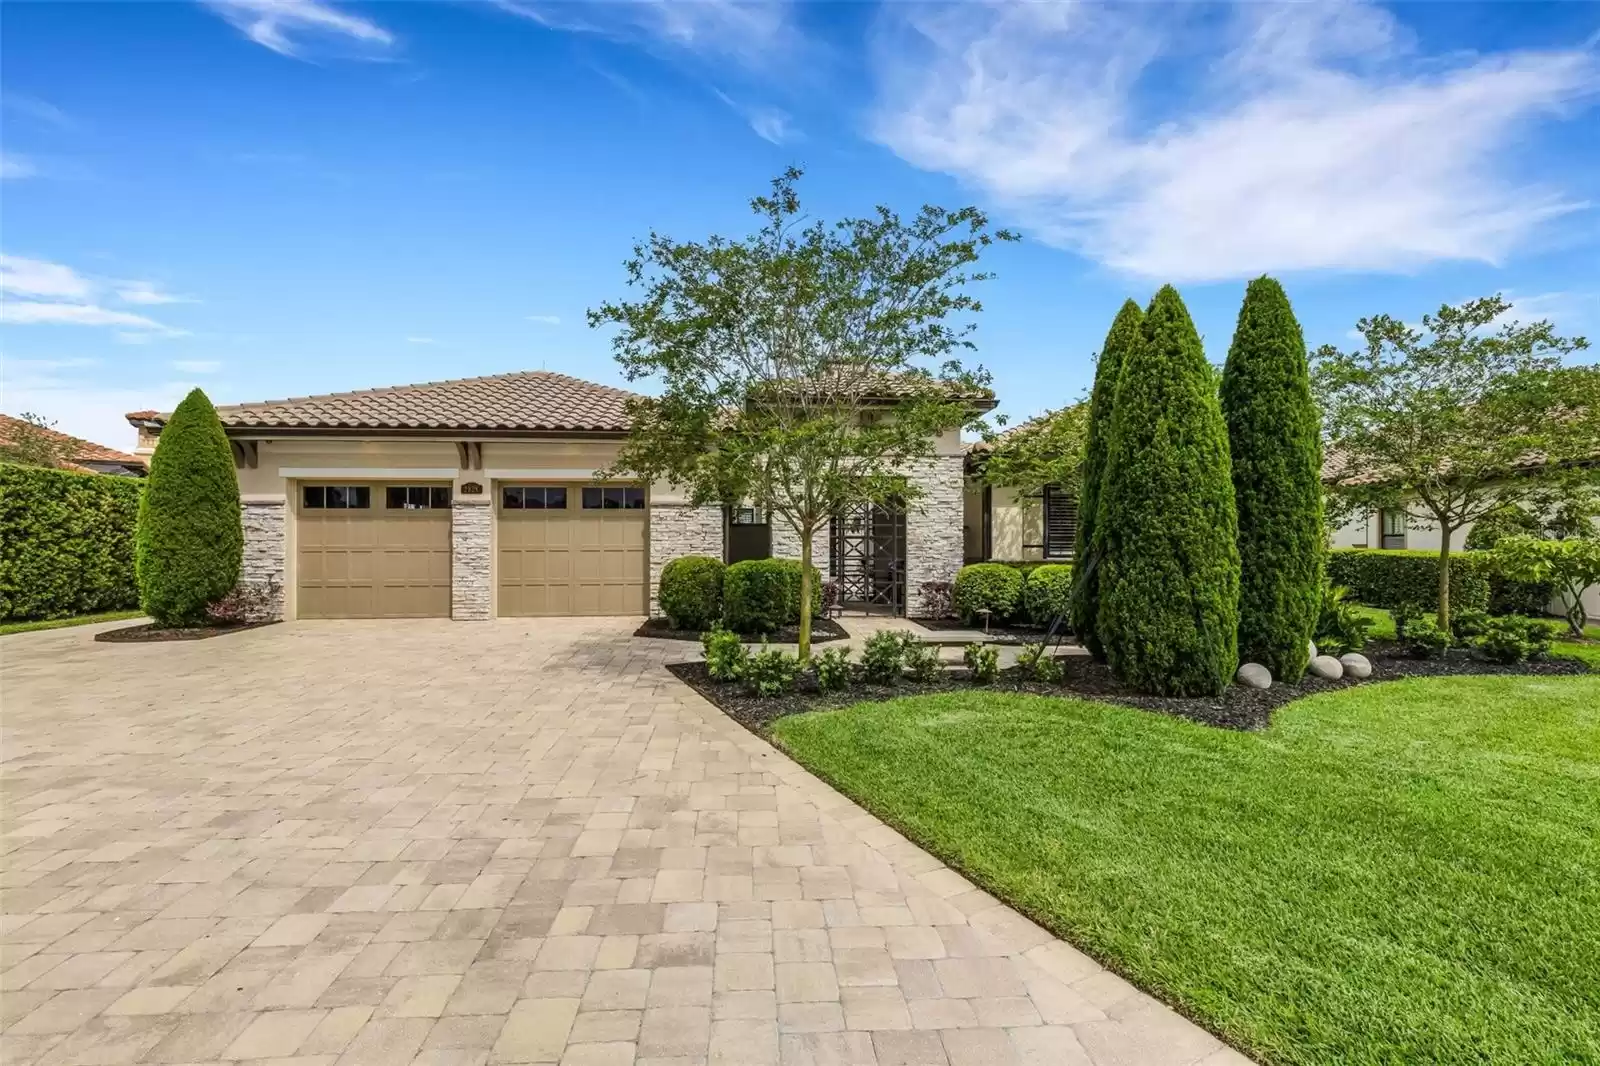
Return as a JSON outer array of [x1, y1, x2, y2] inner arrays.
[[1070, 299, 1143, 661], [137, 388, 243, 626], [1097, 285, 1240, 696], [1221, 277, 1324, 680]]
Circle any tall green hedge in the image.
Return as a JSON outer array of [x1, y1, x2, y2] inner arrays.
[[1220, 277, 1324, 680], [137, 388, 242, 626], [1327, 549, 1493, 615], [1097, 286, 1241, 696], [1071, 299, 1143, 661], [0, 464, 143, 621]]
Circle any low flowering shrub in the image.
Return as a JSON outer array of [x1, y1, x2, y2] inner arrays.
[[814, 646, 852, 691], [1017, 642, 1064, 683], [903, 641, 944, 682], [963, 642, 999, 684], [918, 581, 954, 619], [861, 630, 911, 684], [743, 643, 800, 697], [207, 577, 279, 625], [701, 626, 748, 681]]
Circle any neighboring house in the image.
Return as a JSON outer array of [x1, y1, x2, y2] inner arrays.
[[0, 414, 147, 476], [125, 370, 973, 622], [961, 430, 1079, 565]]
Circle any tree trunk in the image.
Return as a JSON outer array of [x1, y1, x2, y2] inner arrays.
[[1565, 582, 1586, 638], [1436, 532, 1453, 632], [798, 529, 814, 663]]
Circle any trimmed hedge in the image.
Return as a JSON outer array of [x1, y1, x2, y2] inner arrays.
[[658, 556, 725, 631], [1, 464, 143, 621], [1221, 276, 1323, 681], [722, 558, 821, 633], [1072, 298, 1144, 661], [1327, 549, 1493, 615], [1097, 285, 1240, 697], [1023, 564, 1073, 627], [137, 389, 242, 626], [953, 563, 1025, 624]]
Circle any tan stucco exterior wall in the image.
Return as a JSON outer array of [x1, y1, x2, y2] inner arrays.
[[962, 481, 1047, 563]]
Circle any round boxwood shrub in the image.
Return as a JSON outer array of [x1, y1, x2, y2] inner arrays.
[[1023, 564, 1073, 627], [772, 558, 823, 624], [136, 388, 242, 626], [1220, 276, 1323, 681], [953, 563, 1024, 625], [1097, 285, 1240, 697], [658, 555, 725, 631], [722, 558, 821, 633], [1071, 299, 1143, 661]]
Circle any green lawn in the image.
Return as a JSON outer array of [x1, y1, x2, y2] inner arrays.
[[774, 678, 1600, 1066], [0, 610, 143, 636]]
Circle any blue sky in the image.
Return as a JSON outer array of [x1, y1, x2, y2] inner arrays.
[[3, 0, 1598, 451]]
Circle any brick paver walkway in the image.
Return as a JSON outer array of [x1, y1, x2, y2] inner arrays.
[[2, 619, 1248, 1065]]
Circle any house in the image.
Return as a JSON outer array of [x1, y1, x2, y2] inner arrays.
[[0, 414, 147, 476], [961, 423, 1080, 565], [125, 370, 973, 622]]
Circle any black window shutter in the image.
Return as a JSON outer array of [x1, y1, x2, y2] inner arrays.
[[1043, 487, 1077, 560]]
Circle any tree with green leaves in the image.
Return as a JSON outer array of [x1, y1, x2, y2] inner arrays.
[[976, 404, 1089, 500], [1494, 535, 1600, 637], [1097, 286, 1240, 696], [1314, 295, 1597, 630], [1070, 299, 1143, 660], [1221, 277, 1323, 680], [136, 388, 242, 626], [591, 169, 1011, 660]]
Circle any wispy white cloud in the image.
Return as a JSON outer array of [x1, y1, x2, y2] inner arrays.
[[1, 153, 37, 179], [2, 358, 195, 455], [525, 314, 561, 326], [171, 359, 222, 373], [714, 90, 796, 144], [871, 1, 1600, 280], [115, 280, 198, 305], [200, 0, 394, 59], [1493, 290, 1596, 336], [1, 92, 71, 128], [493, 0, 795, 69], [1, 254, 191, 336]]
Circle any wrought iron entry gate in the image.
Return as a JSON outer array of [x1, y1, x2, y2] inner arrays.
[[830, 501, 906, 613]]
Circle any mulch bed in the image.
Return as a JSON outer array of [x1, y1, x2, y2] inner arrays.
[[95, 620, 279, 643], [907, 617, 1050, 644], [634, 617, 850, 645], [672, 639, 1589, 734]]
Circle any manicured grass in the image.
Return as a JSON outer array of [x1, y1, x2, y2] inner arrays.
[[774, 679, 1600, 1065], [0, 610, 143, 636]]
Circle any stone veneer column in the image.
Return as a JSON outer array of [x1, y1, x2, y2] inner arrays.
[[648, 505, 724, 615], [452, 499, 492, 620], [904, 455, 966, 615], [240, 498, 287, 621]]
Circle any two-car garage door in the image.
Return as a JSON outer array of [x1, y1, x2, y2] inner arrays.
[[294, 480, 647, 618]]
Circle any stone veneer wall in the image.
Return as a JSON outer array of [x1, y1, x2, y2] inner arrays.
[[240, 499, 287, 621], [771, 520, 832, 578], [904, 455, 966, 616], [451, 500, 492, 620], [648, 505, 724, 615]]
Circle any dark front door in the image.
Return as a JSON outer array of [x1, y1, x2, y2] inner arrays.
[[727, 507, 772, 563], [830, 501, 907, 614]]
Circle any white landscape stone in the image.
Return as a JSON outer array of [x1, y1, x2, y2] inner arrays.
[[1236, 663, 1272, 689], [1308, 640, 1318, 661], [1308, 655, 1344, 681], [1339, 653, 1373, 679]]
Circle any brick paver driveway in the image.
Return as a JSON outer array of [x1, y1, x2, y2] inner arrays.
[[2, 619, 1246, 1066]]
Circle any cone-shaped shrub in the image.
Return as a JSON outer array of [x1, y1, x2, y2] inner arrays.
[[1097, 286, 1240, 696], [137, 388, 242, 625], [1221, 277, 1324, 680], [1070, 299, 1143, 661]]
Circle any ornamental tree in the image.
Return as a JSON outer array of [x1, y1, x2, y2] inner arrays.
[[136, 388, 243, 626], [591, 169, 1011, 660], [977, 403, 1089, 500], [1314, 295, 1597, 630], [1070, 299, 1143, 661], [1221, 277, 1323, 680], [1494, 535, 1600, 636], [1097, 286, 1240, 696]]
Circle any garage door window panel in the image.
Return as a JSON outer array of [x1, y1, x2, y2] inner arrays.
[[386, 485, 452, 510]]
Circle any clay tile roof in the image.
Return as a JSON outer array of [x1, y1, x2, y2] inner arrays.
[[131, 371, 643, 433], [0, 414, 146, 470]]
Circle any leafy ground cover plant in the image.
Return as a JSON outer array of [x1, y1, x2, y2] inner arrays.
[[1313, 585, 1372, 656], [861, 630, 911, 684], [1016, 642, 1064, 683], [963, 642, 999, 683], [814, 646, 853, 692], [1401, 616, 1451, 659], [903, 641, 944, 682], [701, 626, 748, 681], [743, 643, 800, 697]]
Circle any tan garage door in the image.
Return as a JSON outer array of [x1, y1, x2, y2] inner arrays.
[[498, 484, 646, 616], [297, 483, 452, 618]]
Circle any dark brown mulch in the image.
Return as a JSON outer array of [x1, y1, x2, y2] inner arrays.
[[907, 617, 1051, 644], [671, 639, 1589, 735], [634, 617, 849, 644], [95, 620, 279, 643]]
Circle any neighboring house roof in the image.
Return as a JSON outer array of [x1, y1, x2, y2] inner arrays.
[[1319, 444, 1583, 487], [0, 414, 147, 475], [126, 371, 643, 435]]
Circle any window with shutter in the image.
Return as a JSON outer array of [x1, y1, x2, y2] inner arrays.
[[1043, 486, 1077, 560]]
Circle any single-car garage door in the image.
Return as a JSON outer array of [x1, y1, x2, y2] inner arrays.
[[297, 483, 452, 618], [498, 483, 646, 616]]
